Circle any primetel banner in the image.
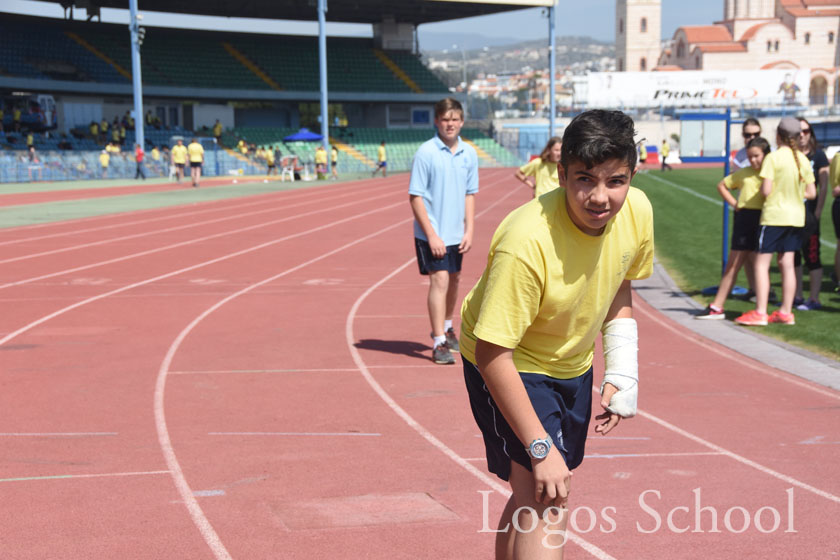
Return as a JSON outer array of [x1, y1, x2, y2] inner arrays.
[[585, 69, 811, 108]]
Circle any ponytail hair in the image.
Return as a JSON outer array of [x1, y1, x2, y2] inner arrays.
[[539, 136, 563, 162], [777, 122, 803, 180]]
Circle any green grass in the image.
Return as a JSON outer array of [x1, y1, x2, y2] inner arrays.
[[633, 167, 840, 361]]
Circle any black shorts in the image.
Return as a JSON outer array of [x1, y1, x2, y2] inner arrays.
[[833, 198, 840, 238], [463, 358, 592, 481], [190, 162, 202, 169], [175, 163, 185, 169], [797, 209, 822, 270], [731, 209, 761, 251], [414, 237, 463, 275]]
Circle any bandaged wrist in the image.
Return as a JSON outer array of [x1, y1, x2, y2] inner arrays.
[[600, 318, 639, 418]]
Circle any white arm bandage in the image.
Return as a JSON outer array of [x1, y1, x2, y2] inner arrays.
[[600, 318, 639, 418]]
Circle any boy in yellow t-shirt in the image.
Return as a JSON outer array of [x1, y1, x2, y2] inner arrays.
[[514, 137, 561, 197], [187, 138, 205, 188], [171, 139, 188, 183], [99, 150, 110, 178], [460, 110, 653, 554], [697, 136, 770, 319], [372, 141, 387, 177]]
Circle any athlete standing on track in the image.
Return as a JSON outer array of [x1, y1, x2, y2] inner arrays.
[[409, 97, 479, 365], [187, 138, 205, 188], [460, 110, 654, 559], [171, 139, 187, 184]]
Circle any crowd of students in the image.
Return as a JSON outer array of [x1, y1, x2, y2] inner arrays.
[[697, 115, 838, 326]]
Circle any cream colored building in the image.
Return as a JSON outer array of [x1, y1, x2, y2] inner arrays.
[[616, 0, 662, 72], [653, 0, 840, 105]]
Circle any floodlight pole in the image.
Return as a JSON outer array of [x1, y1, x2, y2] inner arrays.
[[548, 3, 556, 138], [318, 0, 329, 169], [721, 108, 732, 275], [128, 0, 144, 151]]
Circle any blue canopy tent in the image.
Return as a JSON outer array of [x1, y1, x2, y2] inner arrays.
[[284, 128, 323, 142]]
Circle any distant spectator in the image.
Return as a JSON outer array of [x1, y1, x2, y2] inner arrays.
[[238, 139, 248, 156], [111, 123, 120, 145], [732, 118, 761, 170], [13, 107, 21, 133], [28, 145, 37, 163], [99, 149, 110, 178], [134, 143, 146, 180], [265, 145, 276, 176], [331, 145, 339, 180], [146, 110, 154, 127], [213, 119, 223, 144], [314, 145, 327, 179], [171, 138, 187, 183], [26, 132, 34, 149], [100, 118, 109, 143], [187, 137, 204, 187], [89, 121, 99, 140], [0, 106, 4, 133], [661, 139, 672, 171], [372, 140, 387, 177]]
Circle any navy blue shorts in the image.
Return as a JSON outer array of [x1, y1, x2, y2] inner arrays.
[[758, 225, 802, 254], [415, 237, 463, 275], [731, 209, 761, 251], [463, 358, 592, 482]]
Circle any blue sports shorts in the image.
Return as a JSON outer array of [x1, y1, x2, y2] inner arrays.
[[414, 237, 463, 275], [758, 225, 802, 254], [463, 358, 592, 482]]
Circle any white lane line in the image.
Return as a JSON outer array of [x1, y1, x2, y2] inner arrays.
[[0, 432, 117, 437], [207, 432, 381, 437], [344, 182, 618, 560], [0, 178, 377, 247], [0, 185, 368, 264], [0, 189, 401, 291], [645, 172, 838, 249], [0, 470, 170, 483], [585, 452, 723, 459], [169, 365, 444, 375], [0, 199, 404, 347], [633, 299, 840, 401], [154, 205, 422, 560], [637, 404, 840, 504]]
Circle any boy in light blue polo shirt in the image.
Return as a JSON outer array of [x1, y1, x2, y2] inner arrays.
[[409, 97, 479, 365]]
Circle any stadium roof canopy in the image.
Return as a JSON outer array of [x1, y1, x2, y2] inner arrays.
[[57, 0, 555, 25]]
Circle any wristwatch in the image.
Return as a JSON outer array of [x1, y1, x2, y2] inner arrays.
[[526, 435, 553, 459]]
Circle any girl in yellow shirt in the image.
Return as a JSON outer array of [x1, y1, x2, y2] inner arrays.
[[514, 136, 561, 198], [697, 136, 770, 319]]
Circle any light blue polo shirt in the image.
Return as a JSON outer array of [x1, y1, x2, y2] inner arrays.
[[408, 134, 479, 246]]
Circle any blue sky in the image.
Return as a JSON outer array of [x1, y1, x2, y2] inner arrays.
[[3, 0, 721, 44]]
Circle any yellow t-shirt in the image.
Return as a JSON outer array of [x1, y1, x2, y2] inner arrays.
[[188, 142, 204, 163], [377, 145, 386, 162], [661, 143, 670, 158], [830, 152, 840, 188], [100, 120, 108, 132], [758, 147, 815, 226], [106, 143, 120, 154], [315, 148, 327, 165], [519, 157, 560, 197], [460, 187, 655, 379], [151, 148, 160, 161], [99, 152, 110, 167], [331, 148, 338, 163], [171, 144, 188, 164], [723, 167, 764, 210], [265, 148, 275, 165], [213, 122, 222, 137], [639, 144, 647, 160]]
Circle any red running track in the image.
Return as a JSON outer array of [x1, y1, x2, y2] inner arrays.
[[0, 170, 838, 559]]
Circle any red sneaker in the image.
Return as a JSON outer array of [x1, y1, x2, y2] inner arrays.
[[768, 310, 795, 325], [735, 310, 768, 326]]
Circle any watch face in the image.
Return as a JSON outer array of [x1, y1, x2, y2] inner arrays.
[[532, 441, 549, 458]]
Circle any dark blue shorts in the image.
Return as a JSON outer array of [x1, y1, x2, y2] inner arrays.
[[378, 161, 387, 168], [415, 237, 463, 275], [758, 225, 803, 254], [463, 358, 592, 482], [731, 209, 761, 251]]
